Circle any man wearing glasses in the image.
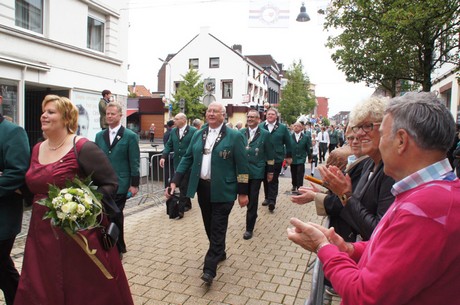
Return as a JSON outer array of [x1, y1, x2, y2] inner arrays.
[[240, 109, 274, 240], [167, 102, 249, 285]]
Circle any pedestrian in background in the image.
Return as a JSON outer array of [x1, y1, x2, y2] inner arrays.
[[163, 119, 175, 188], [317, 126, 329, 163], [0, 94, 30, 305], [160, 113, 197, 218], [98, 89, 112, 130], [149, 123, 155, 143], [192, 118, 203, 130], [259, 108, 292, 212], [240, 109, 274, 240], [166, 102, 249, 286], [289, 121, 311, 193], [95, 102, 140, 258]]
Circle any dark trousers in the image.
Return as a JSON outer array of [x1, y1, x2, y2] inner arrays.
[[290, 163, 305, 188], [263, 162, 282, 205], [246, 179, 263, 232], [319, 143, 328, 162], [113, 194, 128, 254], [178, 171, 191, 213], [197, 179, 234, 278], [0, 237, 19, 305], [149, 133, 154, 142], [328, 143, 337, 153]]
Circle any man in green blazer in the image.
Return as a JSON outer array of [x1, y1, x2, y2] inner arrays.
[[259, 108, 292, 212], [168, 102, 249, 285], [160, 113, 197, 217], [95, 102, 140, 257], [240, 109, 274, 240], [0, 94, 30, 305], [290, 122, 312, 192]]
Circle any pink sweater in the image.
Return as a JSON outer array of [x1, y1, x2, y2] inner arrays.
[[319, 179, 460, 305]]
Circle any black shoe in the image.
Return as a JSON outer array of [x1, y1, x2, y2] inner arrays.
[[201, 273, 214, 285], [291, 186, 296, 191], [262, 200, 269, 206], [268, 202, 275, 212], [243, 231, 253, 240], [175, 212, 184, 220], [184, 206, 191, 212]]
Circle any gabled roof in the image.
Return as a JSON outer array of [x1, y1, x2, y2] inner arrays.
[[128, 84, 152, 97], [245, 55, 280, 73]]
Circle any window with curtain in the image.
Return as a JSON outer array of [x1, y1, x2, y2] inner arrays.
[[222, 80, 233, 99], [15, 0, 43, 34], [87, 16, 104, 52], [189, 58, 199, 69]]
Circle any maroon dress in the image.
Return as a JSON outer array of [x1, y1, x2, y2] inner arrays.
[[15, 138, 133, 305]]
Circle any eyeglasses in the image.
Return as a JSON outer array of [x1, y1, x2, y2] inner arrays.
[[206, 109, 223, 114], [346, 135, 357, 141], [247, 115, 257, 118], [351, 122, 380, 134]]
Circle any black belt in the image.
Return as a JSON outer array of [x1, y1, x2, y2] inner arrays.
[[200, 178, 211, 183]]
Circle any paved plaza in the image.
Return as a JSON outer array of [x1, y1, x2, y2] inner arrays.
[[6, 175, 343, 305]]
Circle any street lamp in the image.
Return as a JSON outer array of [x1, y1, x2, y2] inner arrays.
[[158, 57, 172, 119], [296, 2, 310, 22]]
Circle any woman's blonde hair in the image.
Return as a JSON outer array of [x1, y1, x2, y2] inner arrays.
[[42, 95, 78, 133], [349, 96, 389, 124]]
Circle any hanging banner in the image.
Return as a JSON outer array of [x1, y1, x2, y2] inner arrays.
[[249, 0, 290, 28]]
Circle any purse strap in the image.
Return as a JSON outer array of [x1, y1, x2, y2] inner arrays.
[[73, 136, 86, 177]]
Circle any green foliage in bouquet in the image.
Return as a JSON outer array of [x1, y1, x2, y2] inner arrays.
[[38, 176, 103, 233]]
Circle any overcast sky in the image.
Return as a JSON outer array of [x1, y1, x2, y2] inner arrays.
[[127, 0, 375, 116]]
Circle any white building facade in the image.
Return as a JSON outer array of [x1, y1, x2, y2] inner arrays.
[[431, 62, 459, 125], [161, 27, 280, 110], [0, 0, 129, 142]]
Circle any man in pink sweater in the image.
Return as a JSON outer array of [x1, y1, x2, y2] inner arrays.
[[288, 91, 460, 305]]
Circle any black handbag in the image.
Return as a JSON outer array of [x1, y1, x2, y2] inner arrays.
[[101, 222, 119, 250], [166, 194, 180, 219]]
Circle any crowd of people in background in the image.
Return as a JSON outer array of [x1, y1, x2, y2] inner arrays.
[[2, 89, 460, 304]]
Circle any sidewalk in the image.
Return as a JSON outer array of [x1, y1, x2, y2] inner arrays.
[[6, 175, 341, 305]]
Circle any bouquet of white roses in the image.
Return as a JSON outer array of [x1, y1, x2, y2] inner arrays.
[[39, 176, 103, 233]]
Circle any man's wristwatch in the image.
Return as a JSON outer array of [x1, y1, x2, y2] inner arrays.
[[340, 192, 352, 205]]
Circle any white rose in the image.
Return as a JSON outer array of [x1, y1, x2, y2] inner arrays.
[[77, 204, 86, 214], [61, 203, 71, 214], [64, 193, 73, 201], [57, 211, 66, 220], [60, 188, 69, 194]]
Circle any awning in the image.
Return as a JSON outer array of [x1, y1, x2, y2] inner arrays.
[[127, 109, 138, 116]]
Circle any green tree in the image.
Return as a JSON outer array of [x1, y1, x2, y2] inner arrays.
[[278, 60, 316, 124], [172, 68, 207, 121], [324, 0, 460, 95]]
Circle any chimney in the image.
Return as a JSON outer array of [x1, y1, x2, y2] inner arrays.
[[232, 44, 242, 54]]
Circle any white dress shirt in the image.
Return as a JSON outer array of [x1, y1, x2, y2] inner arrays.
[[200, 123, 223, 179], [109, 125, 121, 145]]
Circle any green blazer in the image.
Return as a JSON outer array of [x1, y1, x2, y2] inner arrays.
[[329, 129, 339, 145], [95, 126, 140, 194], [172, 124, 249, 202], [259, 121, 292, 163], [162, 125, 197, 170], [0, 115, 30, 240], [290, 132, 312, 165], [240, 127, 274, 180]]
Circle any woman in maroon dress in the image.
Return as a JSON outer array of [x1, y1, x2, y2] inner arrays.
[[15, 95, 133, 305]]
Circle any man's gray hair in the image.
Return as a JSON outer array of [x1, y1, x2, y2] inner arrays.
[[386, 92, 455, 152], [266, 107, 279, 118]]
